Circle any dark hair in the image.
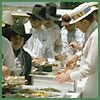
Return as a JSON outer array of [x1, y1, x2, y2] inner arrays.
[[82, 13, 94, 23]]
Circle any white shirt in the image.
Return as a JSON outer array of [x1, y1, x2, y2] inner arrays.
[[24, 21, 32, 34], [43, 23, 62, 53], [70, 28, 98, 98], [23, 27, 55, 60], [2, 36, 16, 71], [61, 26, 85, 56]]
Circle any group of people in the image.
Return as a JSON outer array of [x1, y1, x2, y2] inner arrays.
[[2, 2, 98, 98]]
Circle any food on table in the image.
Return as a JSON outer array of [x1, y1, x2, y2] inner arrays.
[[40, 88, 61, 92], [55, 64, 76, 75], [5, 76, 25, 82], [31, 90, 52, 97], [32, 72, 48, 75], [12, 94, 32, 98], [18, 89, 33, 94]]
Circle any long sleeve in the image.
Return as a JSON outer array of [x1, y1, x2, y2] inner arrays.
[[2, 36, 16, 71], [45, 24, 62, 53], [43, 31, 55, 60], [53, 24, 62, 53], [70, 29, 98, 80]]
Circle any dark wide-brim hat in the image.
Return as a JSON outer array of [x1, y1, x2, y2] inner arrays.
[[2, 20, 31, 42], [46, 2, 61, 21], [27, 4, 48, 22], [61, 14, 71, 26]]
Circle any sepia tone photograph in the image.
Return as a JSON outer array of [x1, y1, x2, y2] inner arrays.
[[2, 1, 98, 98]]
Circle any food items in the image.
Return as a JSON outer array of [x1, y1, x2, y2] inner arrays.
[[2, 87, 61, 98], [18, 89, 33, 94], [3, 76, 26, 85], [40, 88, 61, 92], [5, 76, 25, 82], [2, 87, 15, 94], [33, 72, 48, 75], [55, 65, 75, 76], [32, 90, 52, 97], [12, 94, 32, 98], [2, 83, 17, 88], [32, 58, 61, 68]]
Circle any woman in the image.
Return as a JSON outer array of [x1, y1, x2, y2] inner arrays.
[[3, 20, 32, 85]]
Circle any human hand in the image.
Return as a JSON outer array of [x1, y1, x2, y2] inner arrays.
[[32, 57, 45, 64], [2, 66, 10, 78], [55, 53, 64, 61], [70, 42, 82, 51], [65, 55, 78, 66], [55, 73, 71, 83]]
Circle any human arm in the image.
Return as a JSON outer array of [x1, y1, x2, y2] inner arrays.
[[54, 25, 62, 53], [2, 36, 16, 72], [55, 30, 98, 83], [70, 30, 98, 80], [44, 33, 55, 61]]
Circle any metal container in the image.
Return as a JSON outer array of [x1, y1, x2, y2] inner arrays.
[[30, 68, 78, 92], [16, 85, 71, 98]]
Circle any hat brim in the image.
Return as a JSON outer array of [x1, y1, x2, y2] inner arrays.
[[2, 27, 14, 41], [61, 22, 69, 26], [27, 13, 49, 22], [46, 14, 61, 21], [69, 7, 95, 24], [24, 34, 32, 42], [91, 6, 98, 11], [2, 27, 32, 42]]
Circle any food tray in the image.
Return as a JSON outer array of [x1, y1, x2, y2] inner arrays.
[[15, 85, 68, 98], [3, 86, 65, 98]]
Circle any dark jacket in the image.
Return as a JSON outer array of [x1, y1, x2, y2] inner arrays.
[[22, 48, 32, 85], [14, 48, 32, 85]]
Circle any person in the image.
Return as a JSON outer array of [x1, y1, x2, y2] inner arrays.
[[65, 2, 98, 63], [61, 14, 85, 57], [60, 14, 85, 67], [43, 2, 62, 61], [55, 3, 98, 98], [2, 11, 14, 30], [3, 20, 32, 85], [2, 12, 16, 78], [2, 36, 16, 78], [23, 4, 55, 63], [88, 2, 98, 23], [62, 2, 98, 62]]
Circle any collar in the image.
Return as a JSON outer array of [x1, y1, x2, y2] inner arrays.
[[86, 20, 97, 34]]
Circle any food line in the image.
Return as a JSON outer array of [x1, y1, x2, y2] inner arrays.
[[2, 60, 83, 98]]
